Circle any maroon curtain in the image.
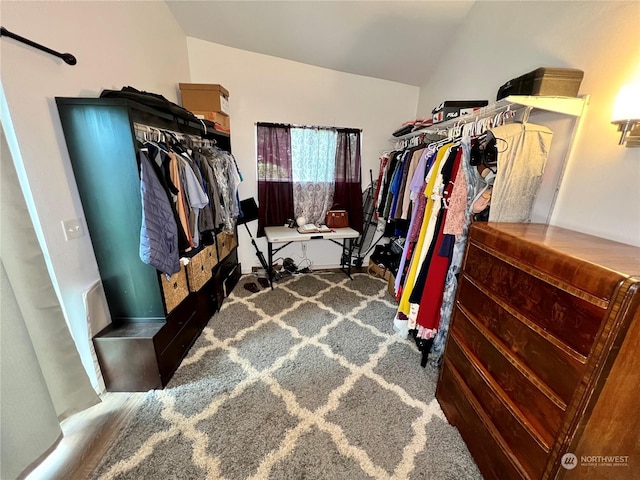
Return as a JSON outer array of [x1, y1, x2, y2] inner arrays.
[[257, 124, 294, 236], [333, 129, 363, 233]]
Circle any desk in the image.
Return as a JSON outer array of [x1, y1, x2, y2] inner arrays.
[[264, 226, 360, 289]]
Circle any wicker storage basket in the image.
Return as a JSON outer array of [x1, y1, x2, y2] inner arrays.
[[186, 247, 212, 292], [204, 244, 219, 272], [160, 266, 189, 313], [217, 231, 237, 260]]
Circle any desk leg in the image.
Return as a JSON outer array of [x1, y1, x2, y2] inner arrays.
[[268, 241, 274, 290], [341, 238, 354, 281]]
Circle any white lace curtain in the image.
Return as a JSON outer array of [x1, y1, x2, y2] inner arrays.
[[290, 127, 337, 224]]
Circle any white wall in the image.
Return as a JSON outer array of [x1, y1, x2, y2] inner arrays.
[[416, 1, 640, 246], [0, 1, 191, 387], [186, 38, 419, 271]]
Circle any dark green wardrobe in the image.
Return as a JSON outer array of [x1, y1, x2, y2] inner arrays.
[[56, 97, 240, 391]]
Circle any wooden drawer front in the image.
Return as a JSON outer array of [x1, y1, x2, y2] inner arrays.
[[457, 277, 586, 405], [447, 335, 548, 478], [158, 308, 200, 385], [196, 278, 219, 327], [204, 244, 219, 271], [160, 265, 189, 313], [154, 294, 197, 353], [451, 309, 564, 445], [217, 231, 237, 260], [186, 248, 212, 292], [468, 224, 631, 302], [437, 360, 526, 480], [464, 243, 607, 356]]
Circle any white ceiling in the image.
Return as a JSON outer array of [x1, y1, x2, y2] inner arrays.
[[166, 1, 476, 86]]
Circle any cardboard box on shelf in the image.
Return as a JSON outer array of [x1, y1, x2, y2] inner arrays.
[[179, 83, 230, 116], [192, 111, 230, 130]]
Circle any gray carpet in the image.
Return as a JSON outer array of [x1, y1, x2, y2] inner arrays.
[[92, 272, 482, 480]]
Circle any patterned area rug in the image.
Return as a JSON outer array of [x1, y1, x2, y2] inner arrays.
[[91, 272, 481, 480]]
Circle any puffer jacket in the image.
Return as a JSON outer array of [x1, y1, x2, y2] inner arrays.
[[138, 150, 180, 276]]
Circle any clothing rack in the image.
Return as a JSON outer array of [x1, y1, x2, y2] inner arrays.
[[1, 26, 77, 65], [393, 103, 531, 150], [133, 123, 216, 146], [392, 95, 589, 149]]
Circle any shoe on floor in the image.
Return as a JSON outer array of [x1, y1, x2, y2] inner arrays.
[[244, 282, 259, 293], [257, 277, 270, 288]]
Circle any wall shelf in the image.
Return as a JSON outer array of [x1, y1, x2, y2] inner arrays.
[[391, 95, 589, 141]]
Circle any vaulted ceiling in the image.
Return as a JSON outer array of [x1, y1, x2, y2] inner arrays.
[[166, 1, 477, 86]]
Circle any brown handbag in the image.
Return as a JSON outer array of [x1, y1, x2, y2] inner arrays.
[[325, 209, 349, 228]]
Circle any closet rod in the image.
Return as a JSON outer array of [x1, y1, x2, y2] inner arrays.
[[394, 101, 533, 141], [1, 26, 77, 65], [133, 123, 216, 145]]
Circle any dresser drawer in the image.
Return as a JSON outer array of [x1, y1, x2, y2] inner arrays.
[[158, 307, 201, 384], [446, 334, 549, 479], [437, 360, 526, 480], [217, 231, 237, 260], [186, 247, 213, 292], [463, 242, 608, 356], [467, 223, 632, 302], [450, 307, 565, 445], [456, 276, 586, 405], [159, 265, 189, 313], [153, 293, 197, 354]]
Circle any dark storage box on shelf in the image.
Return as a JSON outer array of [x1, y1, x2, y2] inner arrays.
[[497, 67, 584, 100], [432, 100, 489, 124]]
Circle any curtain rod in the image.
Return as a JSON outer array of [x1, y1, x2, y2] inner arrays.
[[256, 122, 361, 132], [1, 26, 77, 65]]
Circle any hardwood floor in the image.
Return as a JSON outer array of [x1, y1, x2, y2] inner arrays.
[[25, 392, 146, 480]]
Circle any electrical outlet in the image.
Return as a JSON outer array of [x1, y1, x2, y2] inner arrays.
[[62, 218, 84, 241]]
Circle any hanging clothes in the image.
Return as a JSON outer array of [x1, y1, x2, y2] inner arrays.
[[136, 126, 243, 264], [383, 117, 557, 369], [393, 147, 436, 296], [412, 147, 463, 340], [177, 153, 209, 248], [138, 149, 180, 276], [167, 151, 194, 248], [396, 142, 453, 319], [399, 147, 426, 220], [489, 122, 553, 222], [430, 137, 476, 366]]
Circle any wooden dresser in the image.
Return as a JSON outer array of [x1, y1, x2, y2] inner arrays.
[[436, 223, 640, 480]]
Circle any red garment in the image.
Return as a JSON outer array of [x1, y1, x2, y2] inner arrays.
[[415, 147, 462, 332]]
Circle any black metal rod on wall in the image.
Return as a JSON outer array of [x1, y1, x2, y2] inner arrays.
[[1, 26, 77, 65]]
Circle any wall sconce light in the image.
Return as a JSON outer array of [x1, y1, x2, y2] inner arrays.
[[612, 83, 640, 147]]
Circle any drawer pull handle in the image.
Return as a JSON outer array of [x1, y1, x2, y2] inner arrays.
[[173, 282, 178, 289], [201, 265, 204, 272]]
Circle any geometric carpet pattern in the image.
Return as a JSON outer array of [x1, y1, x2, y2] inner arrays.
[[91, 272, 481, 480]]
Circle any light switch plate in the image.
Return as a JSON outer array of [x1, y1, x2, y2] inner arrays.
[[62, 218, 84, 241]]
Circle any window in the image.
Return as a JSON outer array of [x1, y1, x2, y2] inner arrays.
[[256, 123, 363, 236]]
